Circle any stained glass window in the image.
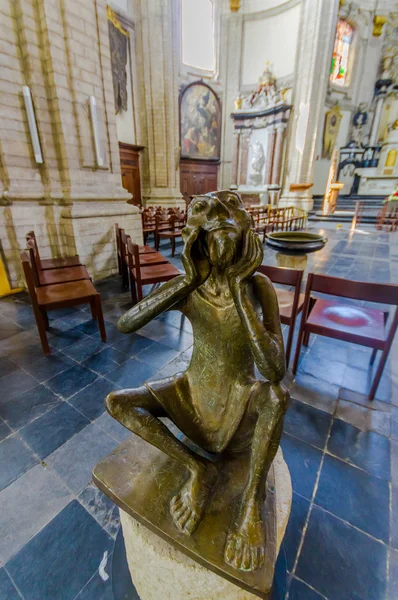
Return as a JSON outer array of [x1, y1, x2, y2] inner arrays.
[[181, 0, 215, 72], [330, 20, 354, 86]]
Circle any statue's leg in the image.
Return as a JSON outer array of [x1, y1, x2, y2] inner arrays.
[[105, 379, 217, 536], [224, 381, 288, 572]]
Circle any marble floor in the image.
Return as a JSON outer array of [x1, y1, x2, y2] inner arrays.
[[0, 227, 397, 600]]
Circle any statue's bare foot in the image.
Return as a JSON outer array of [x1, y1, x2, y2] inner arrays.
[[170, 463, 218, 535], [224, 500, 266, 572]]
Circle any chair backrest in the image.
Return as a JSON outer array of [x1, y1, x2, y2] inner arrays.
[[307, 272, 398, 306], [26, 230, 43, 270], [127, 237, 142, 285], [20, 250, 39, 307], [115, 223, 121, 258], [26, 239, 42, 285], [257, 265, 303, 288]]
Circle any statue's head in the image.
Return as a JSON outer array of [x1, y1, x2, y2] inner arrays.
[[184, 191, 253, 269]]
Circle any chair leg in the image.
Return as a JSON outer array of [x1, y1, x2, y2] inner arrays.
[[130, 278, 138, 305], [122, 262, 129, 289], [292, 317, 307, 375], [369, 348, 390, 400], [155, 234, 159, 251], [34, 307, 51, 355], [171, 237, 175, 257], [303, 331, 310, 347], [284, 325, 293, 368], [137, 281, 143, 302], [90, 297, 97, 320], [41, 308, 49, 330], [95, 295, 107, 342], [370, 348, 377, 365]]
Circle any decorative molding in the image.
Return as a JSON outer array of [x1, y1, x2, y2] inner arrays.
[[242, 0, 300, 22]]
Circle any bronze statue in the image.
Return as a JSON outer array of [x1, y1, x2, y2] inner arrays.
[[106, 190, 288, 573]]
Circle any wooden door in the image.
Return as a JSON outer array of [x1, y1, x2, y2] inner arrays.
[[119, 142, 144, 206], [180, 159, 219, 197]]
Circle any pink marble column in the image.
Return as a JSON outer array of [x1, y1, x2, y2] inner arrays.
[[271, 124, 286, 185], [264, 126, 276, 185], [231, 130, 241, 186], [239, 131, 251, 186]]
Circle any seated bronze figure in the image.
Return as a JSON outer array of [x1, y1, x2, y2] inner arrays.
[[106, 190, 288, 573]]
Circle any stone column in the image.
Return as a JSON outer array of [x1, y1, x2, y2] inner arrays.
[[279, 0, 339, 210], [231, 130, 241, 186], [264, 126, 276, 186], [239, 131, 251, 186], [268, 124, 287, 205], [133, 0, 183, 207]]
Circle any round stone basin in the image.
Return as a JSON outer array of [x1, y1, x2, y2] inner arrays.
[[265, 231, 328, 253]]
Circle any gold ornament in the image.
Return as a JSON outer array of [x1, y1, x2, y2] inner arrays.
[[230, 0, 240, 12], [373, 15, 388, 37]]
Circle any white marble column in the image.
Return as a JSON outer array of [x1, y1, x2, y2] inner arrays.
[[279, 0, 339, 210], [369, 92, 386, 147]]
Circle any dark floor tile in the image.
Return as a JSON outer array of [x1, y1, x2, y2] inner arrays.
[[46, 364, 98, 399], [327, 419, 391, 480], [0, 370, 38, 405], [300, 354, 347, 387], [63, 337, 108, 363], [19, 402, 89, 459], [92, 322, 122, 345], [75, 570, 113, 600], [0, 316, 24, 341], [288, 578, 324, 600], [296, 506, 387, 600], [0, 435, 38, 490], [0, 356, 18, 378], [392, 486, 398, 549], [68, 377, 117, 421], [105, 358, 158, 388], [111, 332, 154, 356], [0, 418, 11, 442], [288, 372, 339, 415], [76, 318, 106, 336], [284, 399, 332, 450], [23, 352, 77, 383], [95, 412, 132, 443], [78, 481, 120, 539], [159, 328, 193, 352], [283, 492, 310, 571], [315, 454, 390, 542], [82, 347, 129, 376], [280, 434, 323, 500], [47, 326, 88, 350], [0, 384, 61, 430], [136, 341, 180, 370], [0, 568, 20, 599], [7, 500, 113, 600], [5, 343, 49, 367]]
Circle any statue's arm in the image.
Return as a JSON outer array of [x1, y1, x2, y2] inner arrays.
[[231, 273, 285, 382], [117, 275, 193, 334]]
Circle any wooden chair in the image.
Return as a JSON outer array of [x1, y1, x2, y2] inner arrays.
[[292, 273, 398, 400], [257, 265, 304, 366], [21, 251, 106, 356], [127, 238, 180, 304], [156, 214, 185, 257], [27, 239, 91, 287], [115, 224, 156, 284], [141, 210, 156, 243], [26, 231, 82, 270]]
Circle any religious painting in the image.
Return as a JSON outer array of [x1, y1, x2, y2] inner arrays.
[[330, 20, 354, 87], [322, 104, 342, 159], [180, 82, 221, 160], [107, 6, 129, 114]]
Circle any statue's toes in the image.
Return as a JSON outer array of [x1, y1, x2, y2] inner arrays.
[[224, 534, 265, 572], [184, 511, 199, 534]]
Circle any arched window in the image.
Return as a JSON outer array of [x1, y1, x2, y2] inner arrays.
[[181, 0, 215, 72], [330, 20, 354, 87]]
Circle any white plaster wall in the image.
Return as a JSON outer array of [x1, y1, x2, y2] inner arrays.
[[241, 3, 300, 85], [242, 0, 293, 12]]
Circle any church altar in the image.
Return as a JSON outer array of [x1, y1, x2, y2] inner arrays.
[[230, 65, 292, 205], [355, 122, 398, 196]]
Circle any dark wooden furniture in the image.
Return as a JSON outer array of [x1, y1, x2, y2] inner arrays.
[[127, 239, 180, 304], [180, 159, 218, 197], [27, 240, 90, 287], [155, 214, 185, 257], [257, 265, 304, 366], [26, 231, 81, 270], [115, 224, 156, 285], [21, 251, 106, 355], [119, 142, 144, 206], [292, 273, 398, 400]]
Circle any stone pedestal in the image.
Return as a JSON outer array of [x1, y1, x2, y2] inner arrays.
[[94, 437, 291, 600]]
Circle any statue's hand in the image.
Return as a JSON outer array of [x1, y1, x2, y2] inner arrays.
[[181, 227, 211, 289], [227, 229, 264, 291]]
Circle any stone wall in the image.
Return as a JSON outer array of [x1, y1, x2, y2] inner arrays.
[[0, 0, 142, 288]]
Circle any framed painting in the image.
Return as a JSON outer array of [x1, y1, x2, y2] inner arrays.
[[180, 82, 221, 161]]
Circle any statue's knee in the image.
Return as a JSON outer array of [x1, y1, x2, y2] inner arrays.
[[105, 390, 120, 416], [258, 381, 288, 412]]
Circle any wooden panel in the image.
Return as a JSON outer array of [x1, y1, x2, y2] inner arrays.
[[180, 159, 218, 197], [119, 142, 144, 206]]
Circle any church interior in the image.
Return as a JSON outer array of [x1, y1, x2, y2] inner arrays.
[[0, 0, 398, 599]]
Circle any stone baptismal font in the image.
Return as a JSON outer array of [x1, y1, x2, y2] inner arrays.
[[94, 191, 292, 599]]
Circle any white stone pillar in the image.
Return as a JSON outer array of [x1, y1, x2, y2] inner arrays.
[[279, 0, 339, 211], [369, 92, 386, 147]]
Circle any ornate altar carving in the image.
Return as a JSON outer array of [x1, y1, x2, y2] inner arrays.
[[322, 104, 342, 159], [107, 6, 129, 114], [233, 63, 283, 114]]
